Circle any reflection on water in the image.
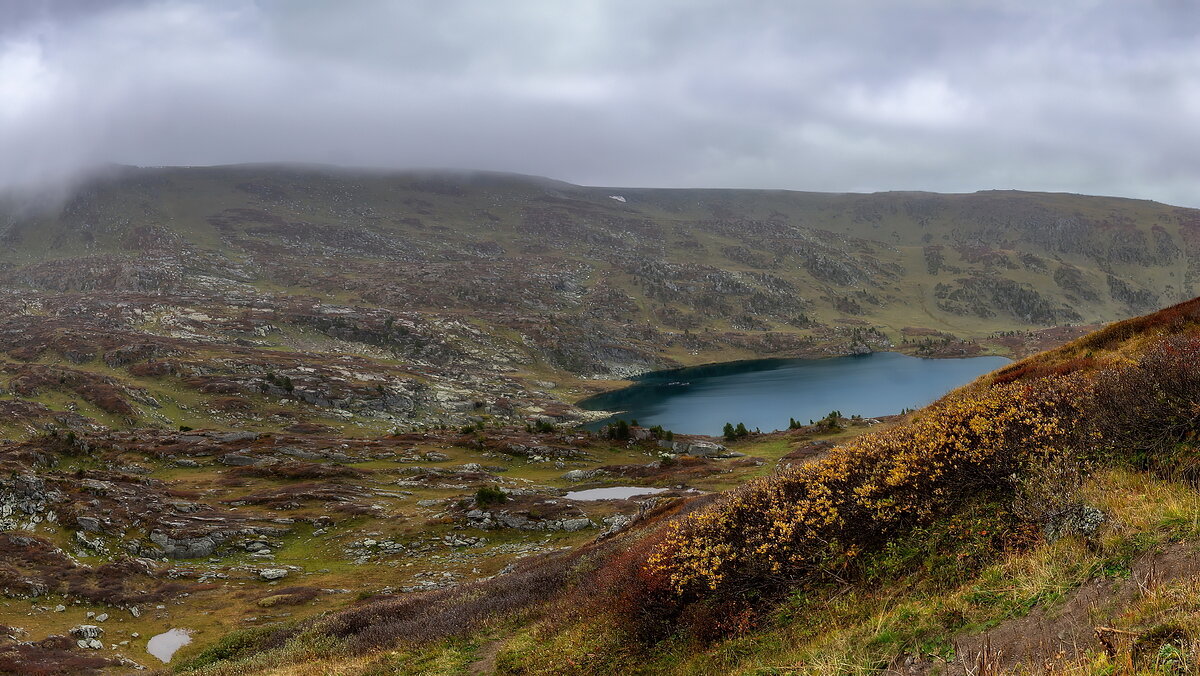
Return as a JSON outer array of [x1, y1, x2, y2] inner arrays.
[[580, 352, 1010, 436]]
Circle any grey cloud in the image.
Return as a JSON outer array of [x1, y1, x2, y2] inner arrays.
[[1, 0, 1199, 205]]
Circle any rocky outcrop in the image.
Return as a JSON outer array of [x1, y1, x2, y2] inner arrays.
[[148, 531, 220, 559], [0, 475, 65, 531], [656, 440, 728, 457], [465, 509, 594, 532]]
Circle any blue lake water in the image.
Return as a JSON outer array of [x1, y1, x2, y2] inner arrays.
[[579, 352, 1010, 437]]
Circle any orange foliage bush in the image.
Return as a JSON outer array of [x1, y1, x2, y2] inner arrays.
[[648, 376, 1087, 596]]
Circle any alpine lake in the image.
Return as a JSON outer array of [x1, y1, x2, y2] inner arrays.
[[580, 352, 1011, 437]]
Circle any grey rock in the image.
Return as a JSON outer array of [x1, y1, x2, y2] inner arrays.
[[0, 475, 68, 530], [168, 501, 204, 513], [850, 342, 872, 355], [149, 530, 218, 559], [558, 518, 594, 532], [70, 625, 104, 639], [685, 442, 727, 457], [218, 453, 260, 466], [259, 568, 289, 581], [599, 514, 633, 538], [214, 431, 259, 444], [76, 516, 103, 533], [279, 447, 322, 460]]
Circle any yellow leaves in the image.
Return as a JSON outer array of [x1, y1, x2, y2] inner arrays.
[[649, 377, 1083, 595]]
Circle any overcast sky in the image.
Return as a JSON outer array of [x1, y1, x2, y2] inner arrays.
[[2, 0, 1199, 204]]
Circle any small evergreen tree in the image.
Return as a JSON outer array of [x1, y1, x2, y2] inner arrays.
[[474, 486, 508, 506], [616, 419, 630, 440]]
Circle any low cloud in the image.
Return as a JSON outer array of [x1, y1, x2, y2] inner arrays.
[[2, 1, 1198, 205]]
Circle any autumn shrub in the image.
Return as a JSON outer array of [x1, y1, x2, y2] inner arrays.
[[475, 485, 508, 506], [1088, 335, 1200, 477], [574, 495, 720, 643], [173, 624, 286, 672], [991, 355, 1101, 385], [648, 376, 1087, 599], [0, 638, 121, 675], [232, 460, 366, 480], [325, 551, 574, 651], [1075, 296, 1200, 353], [861, 501, 1038, 589]]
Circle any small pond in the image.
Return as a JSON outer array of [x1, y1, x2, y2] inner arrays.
[[580, 352, 1010, 437], [562, 486, 671, 501], [146, 628, 193, 663]]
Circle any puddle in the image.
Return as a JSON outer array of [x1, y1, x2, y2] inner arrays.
[[146, 628, 193, 663], [562, 486, 670, 501]]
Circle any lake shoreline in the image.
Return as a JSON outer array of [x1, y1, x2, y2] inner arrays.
[[575, 351, 1011, 437], [569, 347, 1013, 405]]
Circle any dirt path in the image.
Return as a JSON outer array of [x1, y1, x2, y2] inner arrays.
[[468, 638, 504, 675], [900, 543, 1200, 674]]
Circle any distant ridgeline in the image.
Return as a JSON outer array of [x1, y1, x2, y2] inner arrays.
[[0, 164, 1192, 436]]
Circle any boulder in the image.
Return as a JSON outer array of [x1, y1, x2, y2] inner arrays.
[[558, 518, 593, 532], [70, 625, 104, 640], [685, 442, 726, 457], [599, 514, 633, 538], [149, 531, 218, 559], [76, 516, 103, 533], [259, 568, 289, 581]]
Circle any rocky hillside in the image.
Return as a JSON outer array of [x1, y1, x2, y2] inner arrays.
[[0, 164, 1191, 437], [1, 166, 1198, 675], [173, 296, 1200, 675]]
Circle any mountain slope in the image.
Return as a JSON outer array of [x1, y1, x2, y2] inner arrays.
[[1, 168, 1199, 674], [173, 296, 1200, 675], [0, 165, 1192, 438]]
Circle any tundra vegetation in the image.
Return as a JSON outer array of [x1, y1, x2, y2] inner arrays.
[[1, 167, 1199, 673], [152, 297, 1200, 675]]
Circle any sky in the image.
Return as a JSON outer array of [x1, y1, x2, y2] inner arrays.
[[2, 0, 1199, 205]]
